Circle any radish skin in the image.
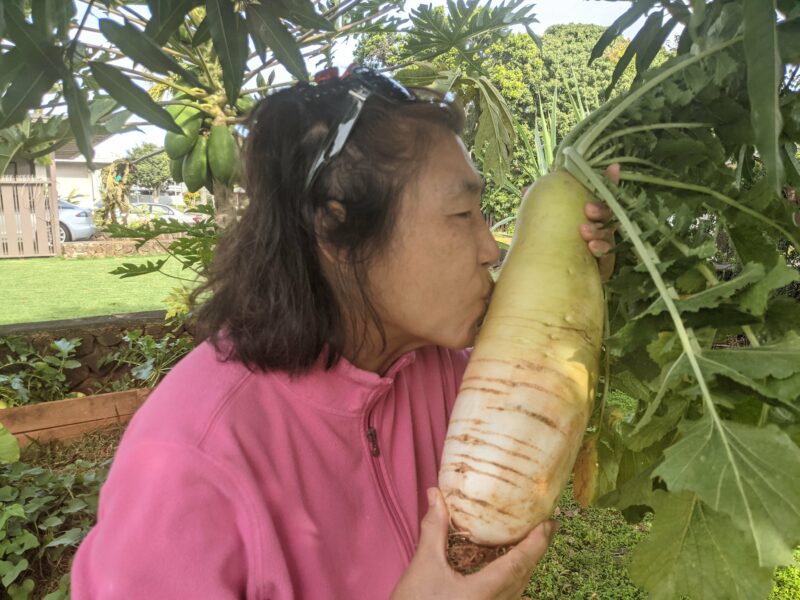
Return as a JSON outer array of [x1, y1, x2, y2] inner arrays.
[[439, 170, 604, 545]]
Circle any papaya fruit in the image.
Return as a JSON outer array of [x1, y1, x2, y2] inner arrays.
[[182, 135, 209, 193], [207, 124, 239, 186], [169, 158, 184, 183], [164, 104, 203, 160], [236, 95, 256, 114]]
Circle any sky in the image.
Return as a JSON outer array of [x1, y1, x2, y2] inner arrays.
[[94, 0, 645, 160]]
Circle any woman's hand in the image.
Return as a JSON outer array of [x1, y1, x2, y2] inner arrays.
[[391, 488, 558, 600], [580, 163, 619, 281]]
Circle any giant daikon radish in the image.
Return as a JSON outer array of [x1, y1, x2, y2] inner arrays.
[[439, 170, 604, 545]]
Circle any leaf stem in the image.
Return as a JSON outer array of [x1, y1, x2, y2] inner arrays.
[[590, 156, 673, 175], [586, 122, 712, 159], [114, 66, 200, 99]]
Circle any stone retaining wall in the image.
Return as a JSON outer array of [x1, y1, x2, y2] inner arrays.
[[0, 311, 196, 396], [62, 233, 186, 259]]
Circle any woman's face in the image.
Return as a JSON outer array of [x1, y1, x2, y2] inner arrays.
[[365, 129, 501, 355]]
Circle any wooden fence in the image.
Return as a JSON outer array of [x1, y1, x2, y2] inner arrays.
[[0, 173, 61, 258]]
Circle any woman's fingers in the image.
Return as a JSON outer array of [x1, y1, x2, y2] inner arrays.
[[416, 488, 451, 566], [584, 201, 613, 223], [580, 222, 615, 256], [474, 520, 558, 597], [605, 163, 621, 185]]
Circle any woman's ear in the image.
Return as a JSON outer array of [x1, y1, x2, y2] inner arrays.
[[315, 200, 347, 263]]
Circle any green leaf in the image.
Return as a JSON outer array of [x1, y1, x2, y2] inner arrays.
[[642, 263, 764, 316], [628, 490, 774, 600], [0, 2, 5, 40], [744, 0, 784, 195], [8, 577, 34, 600], [98, 19, 205, 90], [44, 527, 83, 548], [89, 62, 182, 134], [628, 391, 691, 451], [63, 77, 95, 168], [739, 257, 800, 316], [109, 258, 168, 278], [206, 0, 249, 102], [654, 416, 800, 567], [0, 557, 28, 588], [31, 0, 56, 36], [281, 0, 335, 32], [470, 75, 516, 187], [38, 515, 64, 529], [0, 68, 59, 129], [778, 19, 800, 63], [708, 333, 800, 379], [145, 0, 198, 45], [589, 0, 658, 64], [61, 498, 88, 513], [607, 12, 663, 95], [247, 3, 309, 82], [393, 63, 442, 87], [0, 423, 20, 464], [4, 3, 64, 76], [192, 16, 211, 47], [635, 17, 678, 80], [696, 357, 800, 406]]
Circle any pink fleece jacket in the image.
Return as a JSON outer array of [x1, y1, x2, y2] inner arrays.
[[70, 341, 470, 599]]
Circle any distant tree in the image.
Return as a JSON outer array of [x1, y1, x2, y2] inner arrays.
[[126, 143, 171, 201], [536, 24, 638, 136]]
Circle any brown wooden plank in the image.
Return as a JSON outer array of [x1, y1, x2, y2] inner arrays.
[[0, 181, 22, 258], [18, 182, 36, 257], [14, 415, 134, 447], [47, 162, 60, 256], [31, 181, 49, 256], [1, 389, 150, 436]]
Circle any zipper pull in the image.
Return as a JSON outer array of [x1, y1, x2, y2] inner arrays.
[[367, 426, 380, 457]]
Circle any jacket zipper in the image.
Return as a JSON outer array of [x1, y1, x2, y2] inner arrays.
[[365, 408, 415, 561]]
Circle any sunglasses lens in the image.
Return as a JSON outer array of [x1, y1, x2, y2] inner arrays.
[[304, 67, 453, 190]]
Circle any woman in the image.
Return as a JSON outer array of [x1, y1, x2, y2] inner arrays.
[[71, 66, 616, 599]]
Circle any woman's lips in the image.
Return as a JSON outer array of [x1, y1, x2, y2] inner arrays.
[[475, 275, 496, 331]]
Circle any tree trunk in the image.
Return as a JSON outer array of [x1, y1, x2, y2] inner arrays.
[[153, 183, 161, 202], [213, 181, 240, 228]]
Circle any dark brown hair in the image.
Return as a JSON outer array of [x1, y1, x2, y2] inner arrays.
[[189, 81, 464, 374]]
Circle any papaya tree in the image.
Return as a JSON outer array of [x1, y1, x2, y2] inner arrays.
[[0, 0, 409, 225]]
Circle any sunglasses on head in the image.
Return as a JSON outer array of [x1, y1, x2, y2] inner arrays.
[[299, 65, 454, 191]]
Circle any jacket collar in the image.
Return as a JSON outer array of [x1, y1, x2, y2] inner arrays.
[[272, 348, 418, 416]]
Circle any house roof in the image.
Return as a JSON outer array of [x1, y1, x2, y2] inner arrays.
[[54, 135, 114, 161]]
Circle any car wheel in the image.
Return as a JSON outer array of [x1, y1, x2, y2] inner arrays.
[[59, 222, 71, 243]]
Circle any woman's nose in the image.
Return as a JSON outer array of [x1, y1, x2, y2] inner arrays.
[[480, 222, 502, 268]]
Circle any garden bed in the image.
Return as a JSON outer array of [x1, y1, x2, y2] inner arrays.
[[2, 388, 149, 447], [61, 232, 186, 259], [1, 312, 195, 399]]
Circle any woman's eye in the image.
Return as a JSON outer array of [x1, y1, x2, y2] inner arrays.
[[454, 211, 472, 219]]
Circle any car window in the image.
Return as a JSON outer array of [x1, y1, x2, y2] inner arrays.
[[151, 205, 169, 215]]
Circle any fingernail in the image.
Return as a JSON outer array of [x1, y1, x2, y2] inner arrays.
[[427, 488, 438, 508]]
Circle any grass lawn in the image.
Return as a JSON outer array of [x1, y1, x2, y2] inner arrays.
[[0, 255, 197, 326]]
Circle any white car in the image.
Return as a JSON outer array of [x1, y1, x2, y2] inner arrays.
[[58, 200, 96, 243], [129, 203, 198, 225]]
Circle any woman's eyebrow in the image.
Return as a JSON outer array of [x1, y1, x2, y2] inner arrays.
[[451, 178, 485, 198]]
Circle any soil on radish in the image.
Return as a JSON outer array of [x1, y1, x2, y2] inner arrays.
[[446, 529, 515, 574]]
